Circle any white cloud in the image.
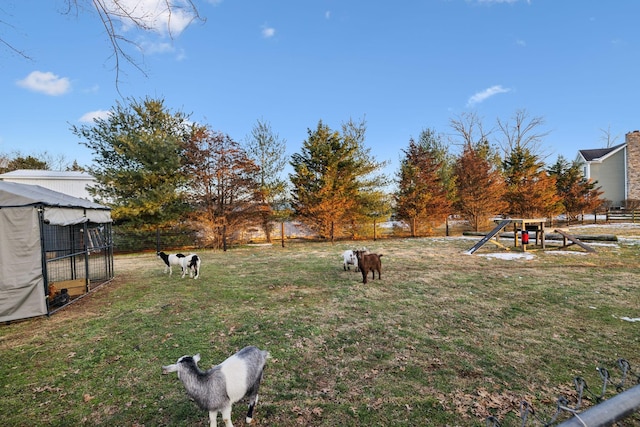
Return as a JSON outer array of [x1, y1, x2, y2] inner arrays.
[[16, 71, 71, 96], [83, 84, 100, 94], [516, 38, 526, 47], [467, 85, 511, 106], [140, 40, 175, 55], [325, 10, 331, 19], [261, 25, 276, 38], [79, 110, 112, 123], [104, 0, 198, 36]]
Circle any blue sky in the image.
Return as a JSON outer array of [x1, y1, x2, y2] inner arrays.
[[1, 0, 639, 181]]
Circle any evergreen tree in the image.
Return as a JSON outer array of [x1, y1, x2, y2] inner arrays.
[[548, 156, 603, 222], [502, 144, 561, 217], [497, 110, 561, 218], [417, 127, 456, 202], [244, 119, 288, 243], [289, 119, 388, 241], [3, 155, 49, 172], [453, 139, 507, 231], [341, 118, 391, 238], [71, 97, 192, 228], [395, 131, 451, 237]]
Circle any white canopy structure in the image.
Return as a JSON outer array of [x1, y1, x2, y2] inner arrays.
[[0, 181, 113, 322]]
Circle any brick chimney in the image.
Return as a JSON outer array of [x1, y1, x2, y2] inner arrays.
[[627, 130, 640, 202]]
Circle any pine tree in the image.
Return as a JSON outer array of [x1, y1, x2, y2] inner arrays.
[[453, 140, 507, 231], [497, 110, 561, 218], [289, 119, 387, 241], [395, 132, 451, 237], [71, 97, 192, 228], [548, 156, 603, 222], [502, 144, 561, 217], [244, 119, 288, 243]]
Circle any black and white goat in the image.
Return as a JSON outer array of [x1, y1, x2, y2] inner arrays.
[[162, 346, 269, 427], [157, 251, 201, 279]]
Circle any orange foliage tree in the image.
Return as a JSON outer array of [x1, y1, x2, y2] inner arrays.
[[395, 131, 451, 237]]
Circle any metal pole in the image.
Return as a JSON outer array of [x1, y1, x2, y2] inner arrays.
[[557, 384, 640, 427]]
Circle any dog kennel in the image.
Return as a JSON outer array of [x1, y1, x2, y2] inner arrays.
[[0, 181, 114, 322]]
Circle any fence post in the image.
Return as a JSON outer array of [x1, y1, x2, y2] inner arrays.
[[557, 384, 640, 427]]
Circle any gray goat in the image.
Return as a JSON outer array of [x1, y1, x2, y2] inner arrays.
[[162, 346, 269, 427]]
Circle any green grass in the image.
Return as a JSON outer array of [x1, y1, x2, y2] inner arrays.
[[2, 226, 640, 426]]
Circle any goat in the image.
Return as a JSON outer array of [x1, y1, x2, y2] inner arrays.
[[341, 250, 359, 271], [354, 250, 383, 284], [185, 254, 201, 279], [157, 251, 201, 279], [162, 346, 269, 427]]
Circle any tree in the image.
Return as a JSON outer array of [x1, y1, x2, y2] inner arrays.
[[244, 119, 288, 243], [502, 144, 561, 218], [71, 97, 193, 228], [0, 155, 49, 173], [289, 118, 388, 241], [599, 124, 621, 148], [340, 118, 391, 238], [2, 1, 202, 88], [183, 127, 260, 250], [395, 130, 452, 237], [450, 113, 507, 230], [548, 156, 603, 223], [453, 141, 507, 231], [497, 110, 561, 218], [0, 150, 77, 173]]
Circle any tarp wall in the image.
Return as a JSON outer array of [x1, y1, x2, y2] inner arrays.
[[0, 206, 47, 322]]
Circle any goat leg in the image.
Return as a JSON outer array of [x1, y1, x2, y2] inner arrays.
[[221, 405, 234, 427], [246, 393, 259, 423], [209, 410, 218, 427]]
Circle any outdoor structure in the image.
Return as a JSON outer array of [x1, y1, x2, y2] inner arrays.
[[466, 218, 595, 255], [0, 169, 97, 201], [576, 130, 640, 208], [466, 218, 546, 254], [0, 181, 113, 323]]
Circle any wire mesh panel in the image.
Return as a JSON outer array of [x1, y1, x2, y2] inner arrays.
[[42, 221, 114, 310]]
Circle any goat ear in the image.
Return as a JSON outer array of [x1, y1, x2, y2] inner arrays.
[[193, 353, 201, 363], [162, 364, 178, 374]]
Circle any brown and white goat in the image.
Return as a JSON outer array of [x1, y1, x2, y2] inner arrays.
[[354, 250, 383, 284]]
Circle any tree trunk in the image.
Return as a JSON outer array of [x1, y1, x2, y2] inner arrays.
[[373, 219, 377, 241], [223, 224, 227, 252]]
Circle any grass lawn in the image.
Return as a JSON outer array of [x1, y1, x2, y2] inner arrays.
[[2, 224, 640, 426]]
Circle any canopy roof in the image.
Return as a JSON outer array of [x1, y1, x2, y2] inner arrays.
[[0, 181, 108, 210], [0, 181, 111, 225]]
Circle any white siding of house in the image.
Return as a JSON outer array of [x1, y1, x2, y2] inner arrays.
[[0, 170, 96, 200], [588, 150, 627, 207]]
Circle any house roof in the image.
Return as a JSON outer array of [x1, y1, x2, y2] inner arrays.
[[0, 181, 108, 210], [0, 169, 94, 180], [578, 142, 626, 162]]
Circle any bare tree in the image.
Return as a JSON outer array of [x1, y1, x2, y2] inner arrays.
[[2, 0, 203, 89], [449, 112, 492, 149], [599, 124, 621, 148], [496, 109, 550, 158]]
